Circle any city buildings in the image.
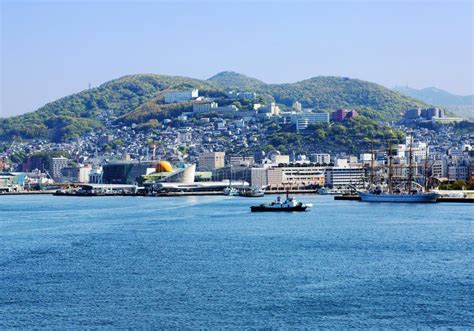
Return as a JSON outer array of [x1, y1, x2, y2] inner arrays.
[[404, 107, 463, 124]]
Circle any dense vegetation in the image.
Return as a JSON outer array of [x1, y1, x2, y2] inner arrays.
[[1, 72, 428, 142], [242, 116, 405, 155], [209, 73, 427, 121]]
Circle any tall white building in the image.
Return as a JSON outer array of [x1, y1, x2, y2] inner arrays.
[[165, 89, 198, 103], [292, 101, 302, 112]]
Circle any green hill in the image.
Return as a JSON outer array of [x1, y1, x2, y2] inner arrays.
[[209, 74, 427, 120], [207, 71, 266, 90], [0, 72, 428, 142]]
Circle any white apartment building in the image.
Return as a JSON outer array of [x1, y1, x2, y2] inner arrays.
[[292, 112, 329, 132], [311, 153, 331, 165], [193, 102, 218, 113], [325, 167, 365, 188], [165, 89, 198, 104], [292, 101, 302, 112]]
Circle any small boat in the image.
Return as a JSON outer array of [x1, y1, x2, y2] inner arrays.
[[240, 187, 265, 197], [318, 187, 341, 195], [250, 193, 312, 212], [223, 187, 240, 196]]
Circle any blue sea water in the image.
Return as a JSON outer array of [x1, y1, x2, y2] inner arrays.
[[0, 195, 472, 328]]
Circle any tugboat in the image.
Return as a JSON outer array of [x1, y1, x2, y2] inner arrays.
[[250, 192, 312, 212]]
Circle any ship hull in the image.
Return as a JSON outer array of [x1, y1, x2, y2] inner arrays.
[[250, 205, 308, 212], [358, 192, 439, 203]]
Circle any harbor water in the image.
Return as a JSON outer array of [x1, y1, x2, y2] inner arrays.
[[0, 195, 472, 328]]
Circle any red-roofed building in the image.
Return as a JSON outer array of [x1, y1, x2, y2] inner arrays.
[[332, 108, 358, 122]]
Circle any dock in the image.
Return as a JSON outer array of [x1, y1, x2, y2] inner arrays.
[[334, 195, 474, 203]]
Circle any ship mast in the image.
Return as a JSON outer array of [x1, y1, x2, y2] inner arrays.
[[423, 145, 429, 192], [388, 140, 393, 194], [407, 136, 414, 193], [370, 140, 375, 189]]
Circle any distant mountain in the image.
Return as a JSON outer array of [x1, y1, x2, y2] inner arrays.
[[393, 86, 473, 106], [0, 72, 428, 142], [393, 86, 474, 120], [207, 71, 266, 90]]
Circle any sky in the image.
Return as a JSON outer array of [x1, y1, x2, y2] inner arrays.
[[1, 0, 473, 117]]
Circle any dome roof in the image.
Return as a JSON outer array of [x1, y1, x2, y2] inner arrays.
[[155, 160, 173, 173]]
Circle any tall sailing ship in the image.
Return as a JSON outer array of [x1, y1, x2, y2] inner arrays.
[[358, 137, 440, 203]]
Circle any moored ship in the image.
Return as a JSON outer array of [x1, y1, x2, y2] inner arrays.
[[240, 187, 265, 197], [358, 136, 440, 203], [358, 191, 439, 203]]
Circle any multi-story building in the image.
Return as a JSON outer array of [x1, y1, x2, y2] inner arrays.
[[291, 112, 329, 132], [164, 89, 198, 104], [292, 101, 302, 112], [103, 161, 155, 184], [331, 108, 358, 122], [324, 167, 365, 188], [193, 102, 218, 113], [229, 156, 255, 167], [257, 102, 280, 118], [311, 153, 331, 165], [431, 159, 448, 179], [239, 91, 256, 99], [61, 165, 92, 183], [267, 165, 325, 189], [448, 164, 469, 181], [21, 156, 46, 172], [217, 105, 239, 114], [199, 152, 225, 171], [89, 167, 103, 184], [48, 157, 69, 183]]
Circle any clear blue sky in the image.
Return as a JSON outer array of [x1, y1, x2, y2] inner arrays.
[[1, 0, 472, 117]]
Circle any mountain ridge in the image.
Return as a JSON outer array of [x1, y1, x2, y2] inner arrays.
[[393, 86, 473, 106], [1, 72, 428, 142]]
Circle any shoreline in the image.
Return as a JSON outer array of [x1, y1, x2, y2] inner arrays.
[[2, 190, 474, 203]]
